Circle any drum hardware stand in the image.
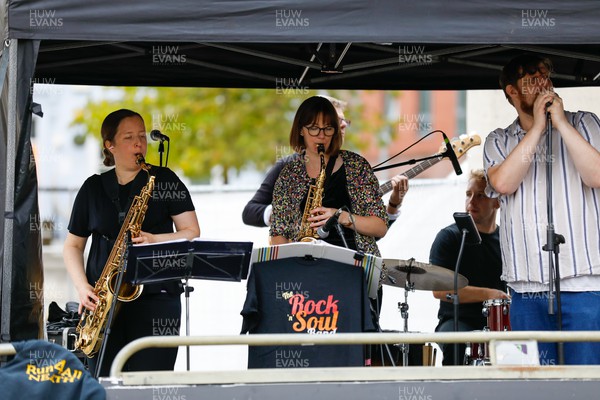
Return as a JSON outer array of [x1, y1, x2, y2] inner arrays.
[[398, 259, 416, 367], [542, 109, 565, 365], [384, 256, 469, 366]]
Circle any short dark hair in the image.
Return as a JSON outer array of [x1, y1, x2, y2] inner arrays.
[[499, 54, 553, 102], [101, 109, 143, 166], [289, 96, 342, 156]]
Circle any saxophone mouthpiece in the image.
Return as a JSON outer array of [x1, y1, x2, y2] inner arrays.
[[136, 154, 153, 173], [317, 144, 325, 154]]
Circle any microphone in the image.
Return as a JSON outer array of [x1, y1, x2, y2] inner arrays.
[[317, 208, 343, 239], [442, 132, 462, 176], [150, 130, 170, 142], [545, 101, 553, 117], [453, 212, 482, 245]]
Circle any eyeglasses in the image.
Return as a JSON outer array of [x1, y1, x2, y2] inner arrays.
[[339, 118, 351, 126], [304, 125, 335, 137], [518, 64, 552, 79]]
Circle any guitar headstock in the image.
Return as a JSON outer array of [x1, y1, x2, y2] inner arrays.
[[438, 134, 481, 159]]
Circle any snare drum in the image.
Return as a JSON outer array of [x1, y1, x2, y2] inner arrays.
[[482, 298, 511, 331]]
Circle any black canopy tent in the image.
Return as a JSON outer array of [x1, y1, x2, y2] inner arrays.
[[10, 0, 600, 90], [30, 42, 600, 90], [1, 0, 600, 342]]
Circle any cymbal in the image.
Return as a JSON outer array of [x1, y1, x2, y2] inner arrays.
[[383, 258, 468, 291]]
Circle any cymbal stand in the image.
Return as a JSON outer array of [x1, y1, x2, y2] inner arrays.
[[398, 264, 415, 367]]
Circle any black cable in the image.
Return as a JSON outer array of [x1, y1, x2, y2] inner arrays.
[[372, 129, 443, 169], [165, 140, 170, 168], [341, 205, 365, 261]]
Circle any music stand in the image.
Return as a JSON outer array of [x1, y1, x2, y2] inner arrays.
[[252, 241, 383, 299], [126, 238, 253, 370]]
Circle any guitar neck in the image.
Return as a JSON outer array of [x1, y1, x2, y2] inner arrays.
[[379, 155, 443, 195]]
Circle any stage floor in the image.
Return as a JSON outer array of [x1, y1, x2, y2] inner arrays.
[[101, 365, 600, 400]]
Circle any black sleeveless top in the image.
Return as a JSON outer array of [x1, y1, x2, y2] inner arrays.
[[300, 163, 358, 250]]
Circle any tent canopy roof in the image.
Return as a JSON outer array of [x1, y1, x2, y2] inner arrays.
[[7, 1, 600, 89], [32, 42, 600, 90]]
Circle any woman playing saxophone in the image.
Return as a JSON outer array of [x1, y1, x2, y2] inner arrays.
[[63, 109, 200, 377], [269, 96, 387, 254]]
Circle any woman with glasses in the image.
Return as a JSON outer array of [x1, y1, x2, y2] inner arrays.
[[269, 96, 387, 253], [242, 96, 350, 228], [244, 97, 388, 368]]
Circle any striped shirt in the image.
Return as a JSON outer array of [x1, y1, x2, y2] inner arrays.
[[483, 111, 600, 291]]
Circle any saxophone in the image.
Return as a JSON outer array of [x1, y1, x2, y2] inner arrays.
[[297, 144, 326, 242], [75, 154, 155, 357]]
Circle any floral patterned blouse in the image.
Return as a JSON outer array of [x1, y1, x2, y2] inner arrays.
[[270, 150, 387, 257]]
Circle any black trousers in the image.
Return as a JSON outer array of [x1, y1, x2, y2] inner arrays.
[[88, 292, 181, 377]]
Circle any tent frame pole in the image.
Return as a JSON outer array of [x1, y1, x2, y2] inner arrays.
[[1, 39, 18, 343]]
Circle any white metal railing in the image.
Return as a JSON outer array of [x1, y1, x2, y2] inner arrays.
[[109, 331, 600, 379], [0, 343, 15, 356], [5, 333, 600, 384]]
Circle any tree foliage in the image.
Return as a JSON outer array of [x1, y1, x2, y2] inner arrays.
[[71, 87, 382, 183]]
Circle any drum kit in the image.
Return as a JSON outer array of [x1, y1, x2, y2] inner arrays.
[[381, 257, 467, 366], [382, 257, 510, 366], [464, 298, 511, 365]]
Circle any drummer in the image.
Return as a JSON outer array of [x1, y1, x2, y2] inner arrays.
[[429, 169, 508, 365]]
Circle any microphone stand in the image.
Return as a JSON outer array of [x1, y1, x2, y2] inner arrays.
[[183, 272, 194, 371], [373, 154, 443, 172], [368, 297, 396, 367], [334, 223, 349, 249], [158, 139, 165, 167], [449, 229, 468, 365], [94, 233, 131, 378], [338, 208, 391, 366], [542, 111, 565, 365]]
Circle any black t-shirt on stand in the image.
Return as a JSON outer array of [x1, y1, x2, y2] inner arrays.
[[241, 257, 375, 368]]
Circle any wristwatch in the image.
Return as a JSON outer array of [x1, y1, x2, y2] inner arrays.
[[340, 211, 353, 228], [388, 200, 400, 208]]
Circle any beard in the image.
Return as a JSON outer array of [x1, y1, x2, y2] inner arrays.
[[516, 81, 553, 117], [521, 102, 534, 116], [517, 92, 535, 116]]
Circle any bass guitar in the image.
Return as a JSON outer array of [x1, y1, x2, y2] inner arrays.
[[379, 134, 481, 195]]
